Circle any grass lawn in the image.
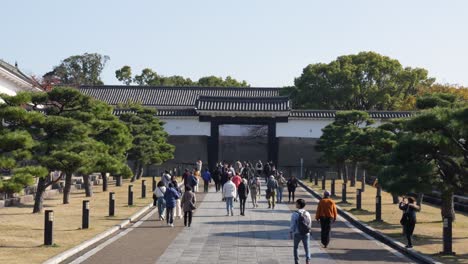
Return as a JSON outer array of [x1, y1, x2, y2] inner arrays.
[[304, 178, 468, 264], [0, 176, 164, 264]]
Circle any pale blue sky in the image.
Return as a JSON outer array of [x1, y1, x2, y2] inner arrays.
[[2, 0, 468, 87]]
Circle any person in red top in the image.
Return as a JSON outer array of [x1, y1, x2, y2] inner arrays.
[[315, 191, 337, 248], [231, 172, 242, 201]]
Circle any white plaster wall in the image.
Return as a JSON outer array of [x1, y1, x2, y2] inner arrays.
[[161, 118, 211, 136], [0, 77, 19, 95], [276, 119, 333, 138]]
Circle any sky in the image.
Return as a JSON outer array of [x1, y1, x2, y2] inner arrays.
[[2, 0, 468, 87]]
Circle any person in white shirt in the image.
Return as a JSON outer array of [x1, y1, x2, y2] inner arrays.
[[162, 170, 172, 187], [154, 181, 167, 221], [289, 198, 311, 264], [222, 176, 237, 216]]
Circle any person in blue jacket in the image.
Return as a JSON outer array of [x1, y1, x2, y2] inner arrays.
[[164, 182, 181, 227], [202, 168, 212, 193]]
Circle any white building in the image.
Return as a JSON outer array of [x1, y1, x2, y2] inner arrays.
[[0, 59, 42, 96]]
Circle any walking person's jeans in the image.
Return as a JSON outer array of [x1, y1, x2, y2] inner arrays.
[[288, 189, 295, 202], [293, 233, 310, 264], [184, 211, 193, 227], [166, 207, 174, 224], [157, 197, 165, 218], [239, 197, 246, 214], [277, 187, 283, 202], [320, 217, 333, 246], [268, 190, 276, 208], [225, 197, 234, 213], [251, 190, 258, 206], [204, 180, 209, 192]]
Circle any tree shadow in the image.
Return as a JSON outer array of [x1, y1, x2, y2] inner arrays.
[[204, 219, 290, 227], [213, 229, 290, 240], [348, 208, 373, 216]]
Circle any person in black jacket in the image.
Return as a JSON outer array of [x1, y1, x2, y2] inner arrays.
[[238, 179, 249, 216], [287, 176, 298, 203], [399, 196, 420, 248], [213, 165, 221, 192]]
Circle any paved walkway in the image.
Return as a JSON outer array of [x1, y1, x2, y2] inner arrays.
[[67, 183, 415, 264]]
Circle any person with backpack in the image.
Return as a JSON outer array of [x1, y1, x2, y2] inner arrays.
[[164, 182, 181, 227], [315, 191, 338, 248], [287, 176, 298, 203], [266, 175, 278, 209], [181, 186, 196, 227], [238, 178, 249, 216], [153, 181, 166, 221], [187, 171, 199, 193], [249, 176, 261, 208], [276, 172, 287, 203], [290, 198, 312, 264]]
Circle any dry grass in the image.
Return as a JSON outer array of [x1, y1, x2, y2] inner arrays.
[[0, 176, 164, 264], [305, 178, 468, 264]]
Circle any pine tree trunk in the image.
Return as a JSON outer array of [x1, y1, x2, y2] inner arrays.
[[361, 169, 366, 192], [131, 162, 139, 182], [33, 177, 46, 213], [392, 193, 399, 204], [417, 193, 424, 211], [350, 162, 357, 187], [343, 164, 349, 184], [101, 172, 108, 192], [83, 174, 93, 197], [63, 172, 72, 204], [137, 166, 144, 180], [441, 190, 455, 221]]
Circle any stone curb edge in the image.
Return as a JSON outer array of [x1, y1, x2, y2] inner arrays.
[[298, 180, 442, 264], [42, 202, 154, 264]]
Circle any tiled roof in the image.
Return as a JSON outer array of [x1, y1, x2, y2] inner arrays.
[[79, 86, 281, 107], [290, 110, 414, 119], [196, 96, 290, 112], [0, 59, 37, 86], [113, 108, 197, 117]]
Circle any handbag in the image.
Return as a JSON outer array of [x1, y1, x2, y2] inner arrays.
[[189, 201, 196, 210]]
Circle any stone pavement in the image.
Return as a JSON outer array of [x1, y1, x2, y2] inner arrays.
[[66, 183, 415, 264]]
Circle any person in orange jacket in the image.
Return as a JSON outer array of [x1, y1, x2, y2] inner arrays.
[[315, 190, 337, 248]]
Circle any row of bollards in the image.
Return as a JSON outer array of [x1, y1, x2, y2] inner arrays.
[[44, 180, 151, 246]]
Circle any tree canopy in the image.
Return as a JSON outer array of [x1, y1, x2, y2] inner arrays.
[[115, 66, 249, 87], [282, 51, 435, 110]]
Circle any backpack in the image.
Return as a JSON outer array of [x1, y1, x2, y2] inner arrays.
[[189, 175, 198, 187], [297, 211, 311, 235]]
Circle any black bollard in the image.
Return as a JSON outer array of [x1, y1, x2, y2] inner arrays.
[[141, 180, 146, 198], [356, 189, 362, 210], [314, 172, 318, 186], [128, 185, 134, 206], [375, 194, 382, 221], [44, 210, 54, 245], [342, 183, 347, 203], [116, 175, 122, 187], [322, 175, 326, 190], [331, 179, 336, 197], [82, 200, 90, 229], [152, 175, 156, 191], [109, 192, 115, 216], [441, 217, 455, 255], [309, 171, 313, 183]]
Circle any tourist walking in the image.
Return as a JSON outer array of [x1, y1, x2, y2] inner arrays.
[[232, 172, 242, 201], [171, 177, 183, 219], [222, 176, 237, 216], [193, 168, 201, 192], [162, 170, 172, 187], [255, 160, 263, 177], [213, 165, 221, 192], [287, 176, 298, 203], [164, 183, 181, 227], [399, 196, 420, 248], [290, 198, 312, 264], [187, 170, 199, 193], [238, 178, 249, 216], [154, 181, 166, 220], [266, 175, 278, 209], [181, 186, 196, 227], [182, 169, 190, 190], [202, 168, 212, 192], [196, 159, 202, 172], [264, 162, 271, 181], [276, 172, 287, 203], [249, 176, 261, 208], [315, 191, 337, 248], [220, 164, 229, 187]]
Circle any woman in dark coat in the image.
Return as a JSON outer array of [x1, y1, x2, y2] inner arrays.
[[399, 196, 420, 248], [238, 179, 249, 216], [164, 182, 180, 227], [287, 176, 298, 203], [181, 186, 197, 227]]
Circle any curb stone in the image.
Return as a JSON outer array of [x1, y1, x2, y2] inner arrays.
[[42, 202, 154, 264], [298, 180, 443, 264]]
